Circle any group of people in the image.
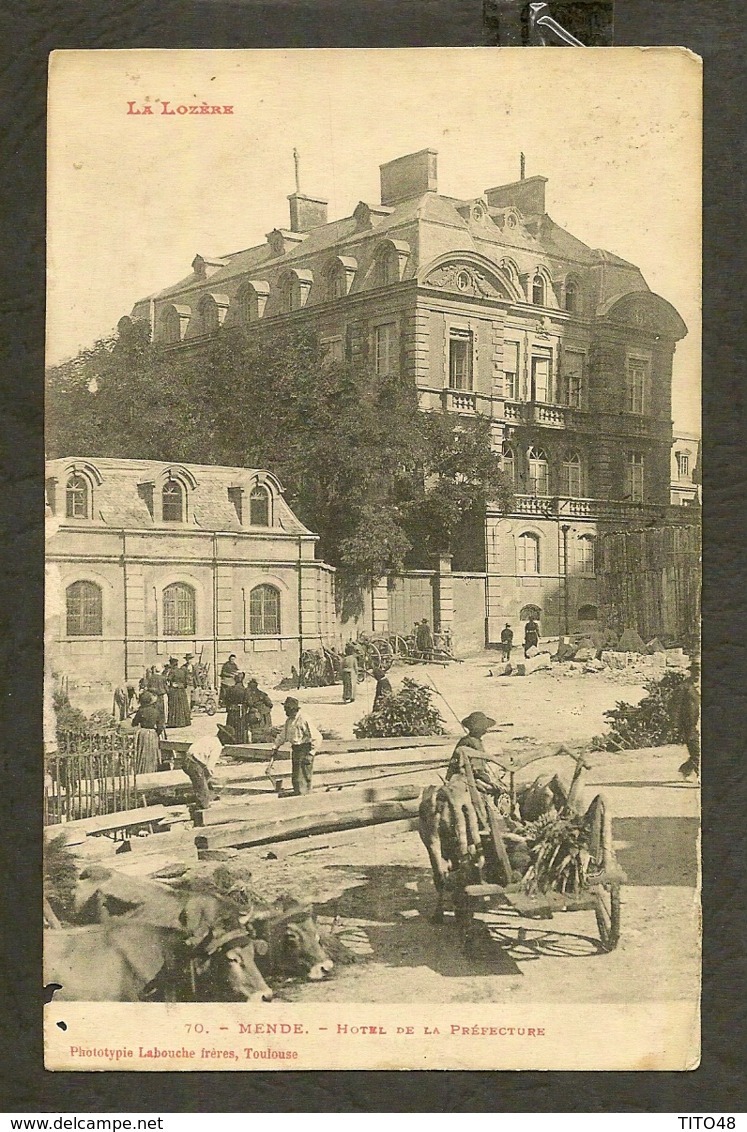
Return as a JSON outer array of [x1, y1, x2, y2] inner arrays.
[[499, 615, 540, 661]]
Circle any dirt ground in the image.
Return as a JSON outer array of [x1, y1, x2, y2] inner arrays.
[[162, 654, 700, 1006]]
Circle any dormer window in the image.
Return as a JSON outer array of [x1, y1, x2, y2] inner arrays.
[[565, 279, 579, 313], [532, 274, 546, 306], [66, 474, 89, 519], [326, 262, 347, 301], [162, 479, 184, 522], [250, 485, 270, 526]]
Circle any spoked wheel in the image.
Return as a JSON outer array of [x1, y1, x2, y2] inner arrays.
[[593, 883, 621, 951]]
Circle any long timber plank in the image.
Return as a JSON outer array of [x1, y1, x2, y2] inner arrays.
[[195, 782, 421, 828], [194, 798, 421, 850]]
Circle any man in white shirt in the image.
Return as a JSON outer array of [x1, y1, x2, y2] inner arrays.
[[183, 723, 234, 809], [267, 697, 322, 795]]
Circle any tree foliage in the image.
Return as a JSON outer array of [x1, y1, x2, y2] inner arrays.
[[46, 325, 513, 580]]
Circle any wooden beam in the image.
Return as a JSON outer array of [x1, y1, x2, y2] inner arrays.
[[195, 782, 421, 828], [194, 797, 421, 850], [43, 804, 187, 840]]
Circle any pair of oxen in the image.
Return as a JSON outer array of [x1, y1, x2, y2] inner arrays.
[[44, 868, 334, 1002]]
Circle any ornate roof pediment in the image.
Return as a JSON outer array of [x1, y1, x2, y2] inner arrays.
[[602, 291, 687, 340], [422, 257, 519, 302]]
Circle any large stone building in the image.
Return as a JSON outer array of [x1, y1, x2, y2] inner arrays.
[[122, 149, 688, 648], [45, 457, 338, 709]]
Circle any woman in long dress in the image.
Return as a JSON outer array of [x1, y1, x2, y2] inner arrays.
[[246, 678, 274, 742], [166, 657, 191, 728], [224, 672, 250, 743], [131, 692, 165, 774]]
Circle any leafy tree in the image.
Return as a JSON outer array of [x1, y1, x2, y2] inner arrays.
[[46, 325, 513, 583]]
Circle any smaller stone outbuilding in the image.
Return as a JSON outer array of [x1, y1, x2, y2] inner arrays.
[[45, 457, 338, 711]]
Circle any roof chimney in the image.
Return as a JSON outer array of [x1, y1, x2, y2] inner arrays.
[[380, 149, 438, 207], [288, 193, 328, 232], [485, 175, 547, 218]]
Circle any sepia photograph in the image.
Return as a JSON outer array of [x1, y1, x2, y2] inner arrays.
[[43, 47, 701, 1071]]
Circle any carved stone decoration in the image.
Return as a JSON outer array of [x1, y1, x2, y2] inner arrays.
[[425, 262, 510, 300]]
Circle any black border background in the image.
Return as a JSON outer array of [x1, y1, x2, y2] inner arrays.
[[2, 0, 745, 1112]]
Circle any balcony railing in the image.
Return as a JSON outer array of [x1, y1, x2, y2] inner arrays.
[[502, 401, 671, 438], [442, 388, 477, 413], [509, 495, 671, 522]]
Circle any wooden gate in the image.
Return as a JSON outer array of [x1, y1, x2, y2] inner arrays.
[[387, 573, 436, 635]]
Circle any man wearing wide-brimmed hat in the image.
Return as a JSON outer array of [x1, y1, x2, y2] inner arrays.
[[183, 722, 235, 809], [447, 710, 507, 798], [267, 697, 322, 795]]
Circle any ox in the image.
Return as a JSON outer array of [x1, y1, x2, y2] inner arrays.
[[43, 916, 272, 1002], [252, 899, 334, 983], [49, 870, 274, 1002]]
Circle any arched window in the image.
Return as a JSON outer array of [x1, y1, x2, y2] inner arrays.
[[562, 451, 583, 498], [527, 447, 549, 496], [501, 442, 516, 486], [532, 274, 545, 306], [378, 246, 400, 287], [578, 604, 599, 621], [326, 262, 347, 301], [163, 582, 195, 636], [66, 581, 102, 636], [518, 533, 540, 575], [237, 283, 258, 325], [162, 479, 184, 523], [565, 279, 578, 313], [281, 274, 300, 313], [519, 604, 542, 621], [160, 305, 182, 344], [249, 584, 281, 636], [577, 535, 596, 575], [66, 474, 89, 519], [198, 294, 219, 336], [249, 485, 270, 526]]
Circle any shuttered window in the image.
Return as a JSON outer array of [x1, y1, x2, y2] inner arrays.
[[503, 341, 519, 400]]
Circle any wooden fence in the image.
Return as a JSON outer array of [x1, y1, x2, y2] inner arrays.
[[44, 730, 137, 825], [597, 523, 701, 645]]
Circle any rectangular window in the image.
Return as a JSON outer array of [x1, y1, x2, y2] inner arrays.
[[518, 534, 540, 574], [503, 341, 519, 400], [564, 352, 584, 407], [449, 330, 473, 391], [374, 323, 397, 376], [531, 354, 551, 403], [626, 359, 647, 414], [677, 453, 689, 478], [577, 537, 596, 574], [322, 336, 344, 365], [625, 454, 644, 502], [563, 461, 582, 498]]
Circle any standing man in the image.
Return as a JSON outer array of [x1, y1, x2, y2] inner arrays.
[[341, 643, 359, 703], [183, 723, 235, 810], [524, 614, 540, 657], [500, 623, 514, 662], [416, 618, 434, 662], [267, 697, 322, 796], [677, 659, 701, 780]]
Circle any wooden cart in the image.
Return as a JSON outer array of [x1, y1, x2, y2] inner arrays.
[[443, 745, 624, 953]]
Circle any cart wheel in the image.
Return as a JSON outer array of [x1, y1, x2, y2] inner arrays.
[[205, 699, 216, 717], [594, 883, 621, 951]]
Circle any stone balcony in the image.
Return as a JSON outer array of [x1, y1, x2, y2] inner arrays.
[[509, 494, 673, 522], [503, 401, 672, 438]]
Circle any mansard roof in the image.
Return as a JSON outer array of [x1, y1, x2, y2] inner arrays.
[[45, 457, 314, 536], [131, 153, 659, 319]]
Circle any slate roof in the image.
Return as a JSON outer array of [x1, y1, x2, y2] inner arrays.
[[45, 457, 314, 536]]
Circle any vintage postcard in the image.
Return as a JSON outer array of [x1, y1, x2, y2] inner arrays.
[[44, 47, 701, 1071]]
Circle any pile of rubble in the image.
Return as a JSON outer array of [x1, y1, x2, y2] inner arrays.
[[491, 628, 691, 681]]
